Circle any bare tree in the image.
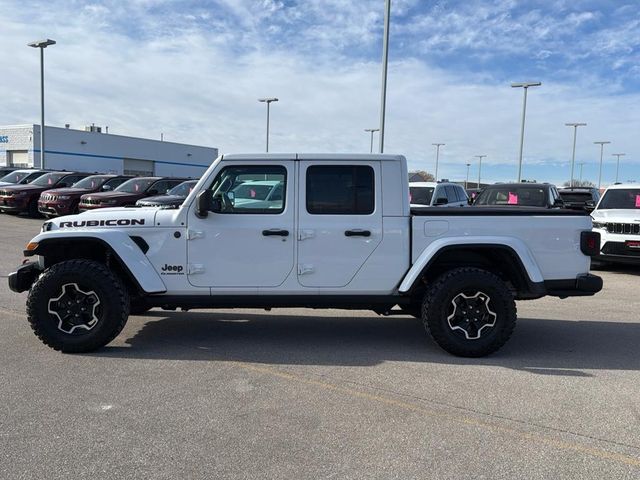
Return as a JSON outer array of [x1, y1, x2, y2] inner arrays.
[[408, 170, 435, 182]]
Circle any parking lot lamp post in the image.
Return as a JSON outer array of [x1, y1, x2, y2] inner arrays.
[[578, 162, 585, 183], [378, 0, 391, 153], [565, 122, 587, 187], [432, 143, 444, 181], [258, 97, 278, 153], [594, 141, 611, 190], [612, 153, 625, 183], [465, 163, 471, 189], [475, 155, 486, 188], [28, 38, 56, 170], [364, 128, 379, 154], [511, 82, 541, 182]]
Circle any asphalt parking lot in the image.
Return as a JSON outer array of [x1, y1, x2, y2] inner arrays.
[[1, 214, 639, 479]]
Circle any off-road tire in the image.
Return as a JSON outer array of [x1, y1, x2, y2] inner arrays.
[[422, 267, 516, 357], [26, 259, 130, 353]]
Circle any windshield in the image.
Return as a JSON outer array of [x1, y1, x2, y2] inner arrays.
[[559, 192, 592, 203], [598, 189, 640, 209], [168, 181, 197, 197], [115, 178, 157, 193], [232, 183, 276, 200], [0, 171, 35, 184], [474, 187, 548, 207], [71, 176, 109, 190], [30, 173, 67, 187], [410, 186, 435, 205]]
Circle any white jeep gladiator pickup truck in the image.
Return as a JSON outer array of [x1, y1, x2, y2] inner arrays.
[[9, 154, 603, 357]]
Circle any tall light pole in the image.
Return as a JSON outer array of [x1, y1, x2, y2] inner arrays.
[[432, 143, 444, 181], [465, 163, 471, 189], [28, 38, 56, 170], [594, 141, 610, 190], [578, 162, 585, 184], [378, 0, 391, 153], [612, 153, 625, 183], [565, 122, 587, 187], [364, 128, 379, 154], [475, 155, 486, 188], [258, 97, 278, 152], [511, 82, 541, 182]]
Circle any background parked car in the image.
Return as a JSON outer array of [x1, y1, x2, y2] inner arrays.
[[591, 183, 640, 265], [38, 174, 133, 218], [0, 169, 48, 187], [409, 182, 468, 207], [472, 183, 564, 208], [558, 187, 600, 212], [0, 167, 17, 177], [0, 171, 90, 217], [136, 180, 197, 208], [79, 176, 186, 211]]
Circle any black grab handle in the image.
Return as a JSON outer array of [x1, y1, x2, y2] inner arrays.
[[262, 229, 289, 237], [345, 230, 371, 237]]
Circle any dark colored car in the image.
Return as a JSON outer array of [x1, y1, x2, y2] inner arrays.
[[0, 169, 48, 187], [558, 187, 600, 213], [38, 174, 133, 218], [136, 180, 197, 208], [472, 183, 564, 209], [0, 167, 17, 177], [0, 171, 91, 217], [79, 177, 186, 211]]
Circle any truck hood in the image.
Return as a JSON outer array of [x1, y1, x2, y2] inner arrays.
[[44, 207, 158, 230], [592, 209, 640, 222], [0, 184, 48, 194], [43, 187, 93, 196], [81, 191, 144, 201]]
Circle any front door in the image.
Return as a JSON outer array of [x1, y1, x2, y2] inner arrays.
[[297, 161, 383, 288], [187, 162, 295, 288]]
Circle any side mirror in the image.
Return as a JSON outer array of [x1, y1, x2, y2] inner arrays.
[[435, 197, 448, 206], [553, 199, 565, 208], [195, 190, 213, 218], [585, 200, 595, 207], [102, 184, 113, 191]]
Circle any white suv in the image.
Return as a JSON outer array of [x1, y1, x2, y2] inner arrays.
[[409, 182, 468, 207], [591, 183, 640, 264]]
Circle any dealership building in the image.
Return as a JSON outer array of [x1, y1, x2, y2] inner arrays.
[[0, 124, 218, 178]]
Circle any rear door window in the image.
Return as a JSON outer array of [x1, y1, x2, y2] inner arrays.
[[306, 165, 374, 215]]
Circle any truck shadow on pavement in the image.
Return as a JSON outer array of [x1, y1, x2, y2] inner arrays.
[[90, 310, 640, 375]]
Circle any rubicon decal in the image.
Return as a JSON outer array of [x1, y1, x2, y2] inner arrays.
[[59, 219, 146, 228]]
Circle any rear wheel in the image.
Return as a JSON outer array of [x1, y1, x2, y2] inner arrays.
[[422, 267, 516, 357], [26, 259, 130, 353]]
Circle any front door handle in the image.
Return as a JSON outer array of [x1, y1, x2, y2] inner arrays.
[[345, 229, 371, 237], [262, 229, 289, 237]]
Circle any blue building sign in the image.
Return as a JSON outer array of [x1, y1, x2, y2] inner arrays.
[[0, 136, 8, 143]]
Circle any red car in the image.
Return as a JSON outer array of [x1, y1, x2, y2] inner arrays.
[[38, 174, 133, 218], [0, 171, 90, 217], [78, 177, 186, 211]]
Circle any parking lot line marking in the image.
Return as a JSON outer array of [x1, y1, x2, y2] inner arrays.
[[233, 361, 640, 468]]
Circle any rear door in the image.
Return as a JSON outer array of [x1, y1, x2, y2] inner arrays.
[[297, 161, 382, 287]]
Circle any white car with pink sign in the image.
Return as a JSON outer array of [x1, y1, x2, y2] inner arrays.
[[591, 183, 640, 265], [471, 183, 564, 209]]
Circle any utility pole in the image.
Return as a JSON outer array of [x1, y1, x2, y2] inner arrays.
[[465, 163, 471, 189], [612, 153, 626, 183], [565, 122, 587, 187], [511, 82, 541, 182], [364, 128, 379, 154], [432, 143, 444, 181], [593, 141, 610, 190], [475, 155, 486, 188], [28, 38, 56, 169]]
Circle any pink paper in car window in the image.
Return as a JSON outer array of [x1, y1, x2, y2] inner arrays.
[[250, 189, 256, 198], [635, 195, 640, 208], [508, 192, 518, 205]]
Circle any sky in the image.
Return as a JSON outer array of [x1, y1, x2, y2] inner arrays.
[[2, 0, 639, 186]]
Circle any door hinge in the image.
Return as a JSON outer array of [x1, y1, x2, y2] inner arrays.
[[187, 230, 205, 240], [188, 263, 205, 274], [298, 229, 315, 241], [298, 264, 315, 275]]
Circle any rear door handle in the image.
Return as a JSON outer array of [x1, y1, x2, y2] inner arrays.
[[262, 229, 289, 237], [345, 229, 371, 237]]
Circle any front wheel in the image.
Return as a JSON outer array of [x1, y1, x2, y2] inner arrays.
[[422, 267, 516, 357], [26, 259, 130, 353]]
